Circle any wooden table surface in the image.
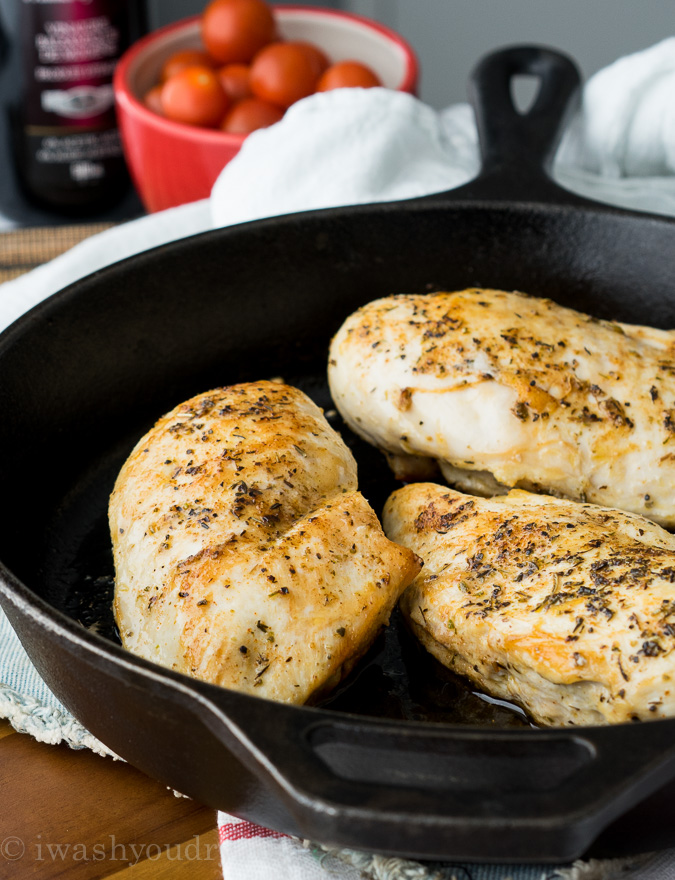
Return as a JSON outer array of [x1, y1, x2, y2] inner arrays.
[[0, 224, 222, 878], [0, 719, 222, 878]]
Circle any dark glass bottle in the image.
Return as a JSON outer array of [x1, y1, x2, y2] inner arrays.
[[2, 0, 147, 214]]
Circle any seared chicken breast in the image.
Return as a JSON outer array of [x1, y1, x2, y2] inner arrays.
[[329, 289, 675, 526], [384, 482, 675, 726], [110, 381, 420, 704]]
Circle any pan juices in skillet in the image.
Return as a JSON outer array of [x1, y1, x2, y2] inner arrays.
[[328, 288, 675, 527], [383, 483, 675, 726], [109, 381, 420, 704]]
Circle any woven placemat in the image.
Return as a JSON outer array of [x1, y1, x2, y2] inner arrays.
[[0, 223, 114, 284]]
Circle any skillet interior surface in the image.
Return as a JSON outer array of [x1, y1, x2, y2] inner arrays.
[[8, 196, 675, 727], [4, 46, 675, 862]]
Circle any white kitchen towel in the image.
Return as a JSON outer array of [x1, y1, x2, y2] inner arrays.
[[3, 37, 675, 880], [556, 37, 675, 178]]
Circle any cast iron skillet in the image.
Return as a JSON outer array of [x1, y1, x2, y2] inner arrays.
[[2, 45, 675, 865]]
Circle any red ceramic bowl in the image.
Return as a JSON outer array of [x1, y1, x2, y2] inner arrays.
[[113, 6, 419, 213]]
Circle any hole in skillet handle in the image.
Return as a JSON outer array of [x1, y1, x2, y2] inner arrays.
[[510, 73, 541, 115]]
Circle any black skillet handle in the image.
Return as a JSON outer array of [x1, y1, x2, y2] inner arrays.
[[431, 44, 585, 206], [202, 690, 675, 862]]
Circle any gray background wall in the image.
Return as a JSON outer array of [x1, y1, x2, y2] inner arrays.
[[147, 1, 675, 107]]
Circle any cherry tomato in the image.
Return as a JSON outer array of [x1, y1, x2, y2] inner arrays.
[[316, 60, 382, 91], [160, 49, 215, 83], [293, 42, 329, 79], [143, 84, 164, 115], [161, 65, 230, 128], [201, 0, 275, 65], [218, 63, 252, 102], [221, 97, 284, 133], [249, 42, 322, 109]]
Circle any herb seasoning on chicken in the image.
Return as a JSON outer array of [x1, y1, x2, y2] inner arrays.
[[384, 482, 675, 725], [110, 381, 420, 704], [328, 288, 675, 526]]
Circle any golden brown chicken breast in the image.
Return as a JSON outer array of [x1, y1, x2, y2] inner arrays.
[[329, 288, 675, 526], [110, 381, 420, 704], [384, 482, 675, 726]]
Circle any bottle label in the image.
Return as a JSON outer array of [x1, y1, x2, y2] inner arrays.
[[18, 0, 132, 197]]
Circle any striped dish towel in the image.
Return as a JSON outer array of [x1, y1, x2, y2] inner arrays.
[[215, 814, 661, 880]]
